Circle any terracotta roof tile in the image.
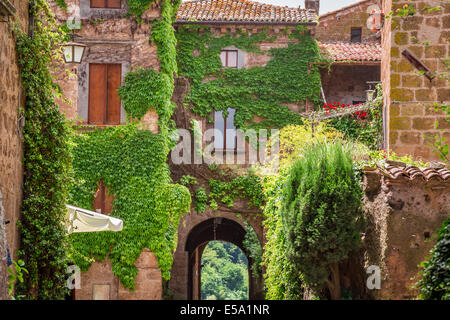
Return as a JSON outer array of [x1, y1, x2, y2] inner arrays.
[[318, 41, 381, 62], [176, 0, 317, 24], [379, 164, 450, 182]]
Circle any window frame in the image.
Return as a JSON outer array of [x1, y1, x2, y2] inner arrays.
[[93, 181, 114, 215], [213, 108, 238, 152], [88, 63, 122, 126], [350, 27, 362, 43], [220, 50, 239, 69]]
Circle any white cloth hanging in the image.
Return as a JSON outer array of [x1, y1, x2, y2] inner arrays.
[[65, 204, 123, 234]]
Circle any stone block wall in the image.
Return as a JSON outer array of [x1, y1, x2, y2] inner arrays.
[[75, 249, 162, 300], [316, 0, 380, 42], [0, 0, 28, 300], [382, 0, 450, 160], [168, 207, 264, 300], [362, 166, 449, 299], [51, 0, 160, 131], [49, 0, 163, 299]]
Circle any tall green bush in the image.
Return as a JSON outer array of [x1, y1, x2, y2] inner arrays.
[[262, 172, 306, 300], [15, 0, 71, 299], [280, 142, 364, 299], [416, 217, 450, 300]]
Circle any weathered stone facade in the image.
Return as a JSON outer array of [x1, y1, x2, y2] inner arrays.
[[315, 0, 382, 112], [316, 0, 380, 42], [51, 0, 162, 299], [362, 164, 449, 299], [382, 0, 450, 160], [0, 0, 28, 300], [52, 0, 160, 131], [74, 249, 162, 300]]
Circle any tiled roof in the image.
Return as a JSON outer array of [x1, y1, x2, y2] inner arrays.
[[176, 0, 317, 24], [318, 41, 381, 63], [379, 164, 450, 182]]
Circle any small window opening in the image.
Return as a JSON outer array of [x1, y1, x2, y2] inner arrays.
[[351, 27, 362, 43]]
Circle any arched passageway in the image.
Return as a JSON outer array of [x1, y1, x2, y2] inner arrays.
[[184, 217, 262, 300]]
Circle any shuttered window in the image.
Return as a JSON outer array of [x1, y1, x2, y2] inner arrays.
[[220, 50, 238, 68], [88, 63, 122, 125], [93, 181, 114, 215], [214, 108, 237, 150], [90, 0, 121, 9]]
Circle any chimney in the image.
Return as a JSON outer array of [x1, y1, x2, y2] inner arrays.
[[305, 0, 320, 14]]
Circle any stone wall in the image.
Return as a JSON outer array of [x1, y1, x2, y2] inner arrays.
[[316, 0, 380, 42], [0, 0, 28, 300], [51, 0, 160, 131], [381, 0, 393, 148], [50, 0, 163, 299], [321, 64, 381, 105], [362, 165, 449, 299], [75, 249, 162, 300], [382, 0, 450, 160], [168, 208, 264, 300], [174, 23, 316, 72]]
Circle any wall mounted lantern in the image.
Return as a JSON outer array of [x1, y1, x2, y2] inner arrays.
[[62, 40, 87, 64]]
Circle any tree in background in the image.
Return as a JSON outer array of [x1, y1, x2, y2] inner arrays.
[[201, 241, 248, 300], [280, 142, 364, 299]]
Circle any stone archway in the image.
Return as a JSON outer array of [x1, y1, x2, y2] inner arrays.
[[169, 212, 264, 300], [186, 218, 249, 300]]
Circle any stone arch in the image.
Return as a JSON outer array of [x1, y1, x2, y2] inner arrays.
[[169, 212, 264, 300], [185, 218, 257, 300], [185, 217, 246, 252]]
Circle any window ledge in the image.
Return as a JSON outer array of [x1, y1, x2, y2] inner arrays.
[[213, 149, 246, 155], [74, 123, 123, 131]]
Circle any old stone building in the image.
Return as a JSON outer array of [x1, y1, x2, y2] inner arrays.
[[381, 0, 450, 160], [49, 0, 449, 301], [316, 0, 382, 108], [0, 0, 28, 300], [50, 0, 164, 300], [363, 164, 450, 299], [0, 0, 445, 300], [51, 0, 160, 131], [316, 0, 381, 42]]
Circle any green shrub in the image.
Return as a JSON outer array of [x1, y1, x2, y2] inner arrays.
[[280, 141, 364, 299], [243, 222, 263, 279], [416, 217, 450, 300]]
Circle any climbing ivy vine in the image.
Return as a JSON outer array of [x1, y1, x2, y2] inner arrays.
[[118, 67, 174, 120], [176, 25, 325, 131], [243, 222, 263, 279], [69, 125, 191, 288], [69, 0, 190, 289], [14, 0, 71, 299]]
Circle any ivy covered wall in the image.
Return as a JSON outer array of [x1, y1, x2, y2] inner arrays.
[[68, 0, 192, 291], [176, 25, 326, 131], [69, 125, 191, 288]]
